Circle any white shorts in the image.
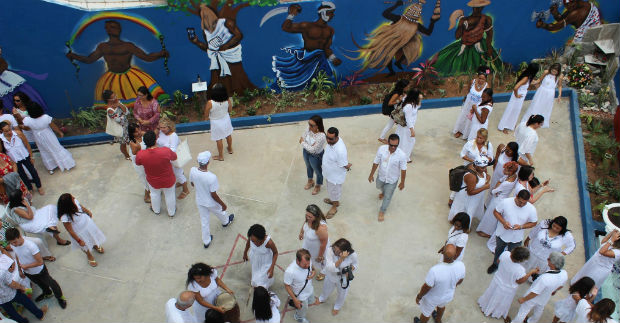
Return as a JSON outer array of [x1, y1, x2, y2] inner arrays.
[[419, 296, 448, 317], [326, 180, 342, 202]]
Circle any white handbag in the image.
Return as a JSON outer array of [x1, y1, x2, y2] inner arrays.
[[172, 139, 192, 168], [105, 108, 124, 137]]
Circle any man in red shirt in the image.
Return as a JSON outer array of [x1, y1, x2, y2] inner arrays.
[[136, 130, 178, 217]]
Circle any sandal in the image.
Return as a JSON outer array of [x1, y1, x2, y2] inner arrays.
[[95, 246, 105, 254], [312, 186, 320, 195], [326, 208, 337, 219], [304, 181, 315, 190], [43, 256, 56, 262], [177, 191, 189, 200], [323, 198, 333, 205], [315, 274, 325, 281], [144, 196, 151, 204], [57, 240, 71, 246], [88, 259, 98, 267]]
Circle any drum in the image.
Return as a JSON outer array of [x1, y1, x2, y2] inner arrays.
[[215, 291, 240, 323]]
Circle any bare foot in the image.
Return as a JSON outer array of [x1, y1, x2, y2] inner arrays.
[[227, 147, 233, 154], [213, 156, 224, 161], [40, 305, 49, 320], [454, 132, 462, 138], [378, 212, 385, 222], [477, 231, 491, 238], [378, 193, 384, 200], [332, 309, 340, 315], [312, 297, 320, 306], [37, 187, 45, 195], [378, 138, 388, 144]]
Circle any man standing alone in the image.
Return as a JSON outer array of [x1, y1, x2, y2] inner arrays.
[[368, 133, 407, 222], [189, 151, 234, 248], [322, 127, 351, 218], [135, 130, 177, 217]]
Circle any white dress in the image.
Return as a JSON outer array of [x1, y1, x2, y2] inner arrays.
[[23, 115, 75, 172], [525, 227, 576, 273], [571, 246, 620, 287], [188, 270, 221, 323], [465, 103, 493, 141], [515, 123, 538, 163], [59, 199, 106, 252], [449, 171, 487, 221], [249, 236, 274, 289], [395, 103, 418, 161], [478, 251, 526, 319], [14, 109, 34, 143], [302, 221, 329, 272], [498, 81, 529, 131], [520, 74, 558, 128], [477, 177, 516, 236], [453, 80, 486, 136], [129, 140, 149, 190], [9, 204, 58, 235], [208, 100, 233, 141], [489, 151, 513, 192]]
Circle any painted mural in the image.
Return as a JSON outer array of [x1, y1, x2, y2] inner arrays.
[[351, 0, 441, 76], [267, 2, 340, 91], [534, 0, 601, 43], [0, 47, 48, 113], [0, 0, 618, 118], [65, 13, 169, 107], [432, 0, 502, 75]]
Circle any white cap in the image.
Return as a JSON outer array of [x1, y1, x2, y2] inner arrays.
[[197, 151, 211, 165]]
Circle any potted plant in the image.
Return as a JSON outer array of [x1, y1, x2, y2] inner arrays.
[[602, 203, 620, 232]]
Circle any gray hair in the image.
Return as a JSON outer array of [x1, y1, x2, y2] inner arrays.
[[176, 291, 195, 307], [548, 252, 565, 270]]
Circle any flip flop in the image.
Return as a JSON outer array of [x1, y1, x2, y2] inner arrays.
[[323, 198, 333, 205], [88, 259, 98, 267], [43, 256, 56, 262], [326, 208, 337, 219], [177, 191, 189, 200], [56, 240, 71, 246], [95, 246, 105, 254]]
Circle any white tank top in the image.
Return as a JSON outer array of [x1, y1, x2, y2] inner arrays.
[[468, 80, 487, 105], [541, 74, 558, 90], [209, 100, 229, 120]]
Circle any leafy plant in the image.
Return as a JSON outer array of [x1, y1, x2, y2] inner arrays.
[[171, 90, 188, 115], [608, 187, 620, 201], [231, 93, 240, 108], [457, 78, 466, 94], [162, 109, 176, 121], [70, 107, 105, 131], [309, 70, 335, 103], [179, 116, 190, 123], [359, 96, 372, 105], [437, 88, 447, 98], [587, 179, 608, 196], [271, 81, 301, 112], [411, 56, 439, 89], [246, 105, 257, 116], [578, 91, 596, 108], [585, 134, 620, 161]]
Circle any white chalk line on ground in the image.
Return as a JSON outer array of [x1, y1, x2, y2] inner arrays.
[[219, 193, 273, 205], [59, 266, 127, 283]]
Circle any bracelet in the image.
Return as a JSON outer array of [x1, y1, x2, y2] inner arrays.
[[328, 54, 337, 62], [286, 14, 294, 20]]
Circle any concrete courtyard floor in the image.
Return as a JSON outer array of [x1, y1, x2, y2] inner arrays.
[[22, 99, 584, 323]]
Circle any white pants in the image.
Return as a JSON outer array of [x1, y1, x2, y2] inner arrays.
[[149, 184, 176, 216], [513, 300, 544, 323], [319, 278, 349, 310], [379, 118, 395, 139], [197, 204, 229, 244], [173, 167, 187, 184], [326, 180, 342, 202]]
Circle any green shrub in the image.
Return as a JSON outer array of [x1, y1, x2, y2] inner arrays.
[[359, 96, 372, 105], [70, 107, 105, 131]]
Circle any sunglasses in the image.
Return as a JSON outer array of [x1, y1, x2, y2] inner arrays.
[[308, 123, 316, 128], [388, 144, 398, 148], [326, 136, 336, 141], [13, 99, 21, 103]]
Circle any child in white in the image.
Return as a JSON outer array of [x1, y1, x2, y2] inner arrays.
[[319, 239, 358, 315], [513, 252, 568, 323], [189, 151, 233, 248]]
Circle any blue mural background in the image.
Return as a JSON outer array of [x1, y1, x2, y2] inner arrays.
[[1, 0, 619, 117]]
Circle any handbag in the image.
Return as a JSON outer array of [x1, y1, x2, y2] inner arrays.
[[390, 103, 407, 127], [172, 139, 192, 168], [105, 108, 124, 137], [288, 268, 311, 307]]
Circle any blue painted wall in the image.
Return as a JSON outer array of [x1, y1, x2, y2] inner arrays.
[[1, 0, 619, 117]]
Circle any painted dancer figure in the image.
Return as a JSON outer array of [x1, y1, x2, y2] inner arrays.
[[0, 47, 48, 113], [353, 0, 440, 76], [536, 0, 601, 43], [66, 20, 168, 107], [272, 2, 341, 91]]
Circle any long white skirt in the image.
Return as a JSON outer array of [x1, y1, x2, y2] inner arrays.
[[478, 278, 517, 319], [130, 156, 149, 190], [571, 257, 612, 287], [210, 115, 233, 141], [453, 99, 474, 136], [68, 217, 106, 252], [448, 189, 485, 221], [477, 197, 500, 236], [554, 295, 578, 322], [32, 127, 75, 171], [395, 125, 415, 161], [520, 87, 555, 129], [498, 92, 527, 131], [20, 205, 58, 234]]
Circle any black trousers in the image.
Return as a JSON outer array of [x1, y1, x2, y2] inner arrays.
[[16, 157, 41, 190], [25, 265, 63, 299]]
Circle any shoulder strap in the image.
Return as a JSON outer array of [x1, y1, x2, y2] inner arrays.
[[294, 268, 311, 298]]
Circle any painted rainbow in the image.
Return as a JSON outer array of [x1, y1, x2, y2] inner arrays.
[[68, 11, 162, 46]]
